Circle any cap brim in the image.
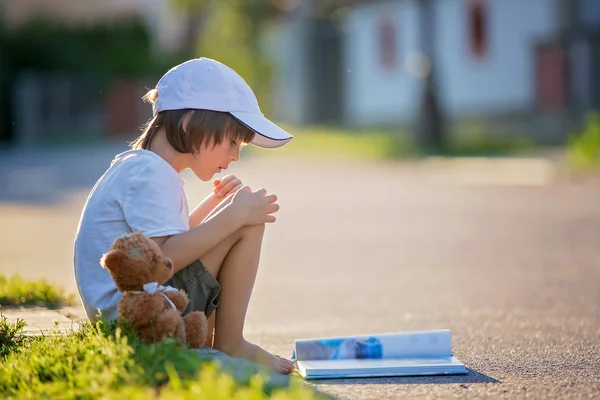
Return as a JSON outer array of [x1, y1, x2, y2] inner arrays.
[[229, 111, 293, 149]]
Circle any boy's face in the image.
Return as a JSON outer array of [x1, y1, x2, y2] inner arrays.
[[188, 135, 242, 181]]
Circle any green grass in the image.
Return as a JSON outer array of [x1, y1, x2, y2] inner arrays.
[[439, 133, 533, 157], [0, 315, 27, 358], [566, 113, 600, 170], [0, 274, 77, 308], [246, 126, 415, 160], [246, 125, 533, 160], [0, 315, 324, 399]]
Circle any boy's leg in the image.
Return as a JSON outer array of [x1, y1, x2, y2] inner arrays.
[[199, 224, 293, 374], [205, 312, 215, 348], [166, 259, 221, 321]]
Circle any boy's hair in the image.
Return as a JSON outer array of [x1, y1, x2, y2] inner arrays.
[[130, 89, 256, 153]]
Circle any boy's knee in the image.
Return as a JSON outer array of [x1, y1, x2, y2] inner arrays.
[[238, 223, 265, 239]]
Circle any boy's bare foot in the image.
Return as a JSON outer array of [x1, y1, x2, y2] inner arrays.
[[228, 340, 294, 374]]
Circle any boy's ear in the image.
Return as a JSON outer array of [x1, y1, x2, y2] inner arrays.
[[100, 250, 125, 272]]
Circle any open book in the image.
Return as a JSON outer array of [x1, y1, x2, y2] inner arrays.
[[291, 329, 467, 379]]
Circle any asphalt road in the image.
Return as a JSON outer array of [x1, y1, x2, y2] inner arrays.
[[1, 145, 599, 399]]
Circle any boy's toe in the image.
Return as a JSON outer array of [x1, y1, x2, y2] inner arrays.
[[276, 356, 294, 374]]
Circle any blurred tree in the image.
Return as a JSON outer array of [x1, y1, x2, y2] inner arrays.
[[1, 19, 170, 79], [171, 0, 275, 114], [171, 0, 211, 55], [0, 18, 186, 144]]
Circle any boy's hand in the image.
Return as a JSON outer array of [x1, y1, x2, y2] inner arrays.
[[230, 186, 279, 225], [213, 175, 245, 199]]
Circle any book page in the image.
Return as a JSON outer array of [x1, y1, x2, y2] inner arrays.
[[294, 330, 452, 361], [300, 357, 465, 370], [297, 356, 467, 379]]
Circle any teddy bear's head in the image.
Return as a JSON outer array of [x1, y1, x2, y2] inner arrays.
[[100, 232, 174, 292]]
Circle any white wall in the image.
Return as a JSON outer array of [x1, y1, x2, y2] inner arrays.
[[268, 0, 315, 126], [343, 0, 559, 126], [436, 0, 558, 116], [343, 1, 422, 126]]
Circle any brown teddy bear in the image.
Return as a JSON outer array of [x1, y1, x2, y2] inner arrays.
[[100, 231, 207, 348]]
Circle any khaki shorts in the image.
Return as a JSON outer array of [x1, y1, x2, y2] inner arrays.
[[166, 259, 220, 318]]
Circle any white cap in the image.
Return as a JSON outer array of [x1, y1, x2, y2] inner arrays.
[[152, 58, 293, 149]]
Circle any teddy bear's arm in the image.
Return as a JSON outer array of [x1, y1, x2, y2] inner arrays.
[[118, 293, 166, 328], [163, 290, 189, 312]]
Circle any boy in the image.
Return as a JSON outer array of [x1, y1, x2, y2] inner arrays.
[[74, 58, 294, 374]]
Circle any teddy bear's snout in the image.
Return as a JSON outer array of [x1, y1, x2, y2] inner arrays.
[[165, 260, 172, 269]]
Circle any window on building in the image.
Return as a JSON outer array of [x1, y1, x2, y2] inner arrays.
[[378, 15, 397, 69], [469, 0, 487, 59], [536, 44, 567, 111]]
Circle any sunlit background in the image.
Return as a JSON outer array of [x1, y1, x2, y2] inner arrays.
[[1, 2, 600, 397], [2, 0, 599, 151]]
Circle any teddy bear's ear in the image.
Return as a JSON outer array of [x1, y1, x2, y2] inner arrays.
[[100, 250, 125, 272]]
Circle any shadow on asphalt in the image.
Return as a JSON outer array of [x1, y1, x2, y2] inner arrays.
[[309, 369, 499, 386], [0, 143, 129, 205]]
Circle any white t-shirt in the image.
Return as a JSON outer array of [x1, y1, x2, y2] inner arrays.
[[73, 149, 190, 321]]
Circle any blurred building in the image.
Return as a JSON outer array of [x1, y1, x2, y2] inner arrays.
[[3, 0, 600, 147], [271, 0, 600, 144], [0, 0, 193, 146]]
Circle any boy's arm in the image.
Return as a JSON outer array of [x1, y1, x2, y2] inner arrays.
[[154, 187, 277, 273], [153, 201, 242, 273], [189, 175, 244, 228], [189, 193, 221, 229]]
